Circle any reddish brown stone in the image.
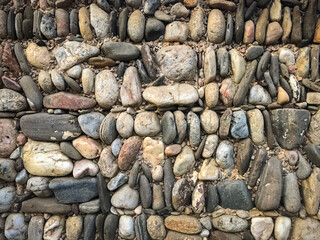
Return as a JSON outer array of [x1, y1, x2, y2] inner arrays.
[[43, 92, 96, 110], [118, 136, 142, 170], [2, 44, 21, 77], [16, 133, 27, 146], [55, 8, 69, 37], [2, 76, 21, 92], [0, 119, 17, 157]]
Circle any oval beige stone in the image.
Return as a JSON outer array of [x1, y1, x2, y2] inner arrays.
[[207, 9, 225, 43], [22, 140, 73, 176]]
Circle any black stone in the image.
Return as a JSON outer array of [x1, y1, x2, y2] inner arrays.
[[217, 180, 253, 211], [97, 173, 111, 213], [282, 0, 301, 7], [49, 177, 98, 203], [117, 62, 126, 78], [270, 54, 280, 86], [7, 10, 16, 40], [271, 109, 311, 150], [109, 11, 117, 37], [104, 214, 119, 240], [20, 113, 82, 142], [206, 184, 219, 213], [84, 214, 96, 240]]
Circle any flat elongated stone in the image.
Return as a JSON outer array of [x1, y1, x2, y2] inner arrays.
[[143, 84, 198, 106], [49, 177, 98, 203], [102, 42, 140, 61], [21, 198, 72, 214], [43, 92, 96, 110], [165, 215, 202, 234], [53, 41, 99, 70], [21, 113, 82, 141], [271, 109, 310, 150], [255, 157, 283, 211]]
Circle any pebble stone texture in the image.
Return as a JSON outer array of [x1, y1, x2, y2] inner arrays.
[[1, 0, 320, 239]]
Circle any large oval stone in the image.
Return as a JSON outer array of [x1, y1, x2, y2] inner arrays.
[[0, 89, 27, 112], [143, 84, 198, 107], [20, 113, 82, 142], [95, 70, 119, 109], [22, 140, 73, 177], [271, 109, 310, 150]]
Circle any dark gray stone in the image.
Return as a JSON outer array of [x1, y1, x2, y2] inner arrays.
[[233, 60, 258, 107], [225, 13, 233, 45], [164, 159, 175, 209], [302, 0, 317, 43], [172, 178, 191, 211], [245, 1, 257, 20], [64, 75, 82, 93], [283, 173, 301, 213], [234, 0, 244, 43], [7, 10, 16, 39], [271, 109, 311, 150], [104, 214, 119, 240], [84, 215, 96, 240], [161, 111, 177, 145], [135, 213, 150, 240], [217, 180, 253, 211], [102, 42, 140, 61], [256, 51, 271, 81], [40, 14, 56, 39], [304, 144, 320, 168], [248, 148, 267, 187], [95, 214, 106, 240], [60, 142, 82, 160], [291, 6, 302, 44], [255, 157, 283, 211], [230, 111, 249, 139], [236, 138, 253, 175], [145, 17, 165, 41], [78, 112, 104, 139], [97, 0, 111, 12], [97, 173, 111, 213], [118, 8, 129, 41], [296, 152, 312, 180], [141, 162, 152, 182], [246, 46, 264, 60], [129, 160, 140, 188], [15, 12, 23, 40], [144, 0, 160, 15], [100, 113, 117, 145], [217, 48, 229, 77], [137, 59, 151, 83], [141, 44, 157, 80], [20, 113, 82, 142], [139, 175, 152, 209], [187, 111, 201, 148], [264, 71, 277, 98], [206, 184, 219, 213], [70, 9, 79, 35], [219, 109, 232, 139], [19, 76, 43, 111], [33, 10, 42, 39], [0, 186, 16, 212], [270, 54, 280, 86], [0, 159, 17, 182], [14, 43, 30, 74], [49, 177, 98, 203], [21, 197, 72, 214]]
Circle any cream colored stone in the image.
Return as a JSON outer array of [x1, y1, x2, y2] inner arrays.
[[66, 216, 83, 240], [143, 137, 164, 167], [22, 140, 73, 177]]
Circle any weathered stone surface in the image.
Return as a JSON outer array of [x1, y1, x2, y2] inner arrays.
[[49, 177, 98, 203], [207, 9, 225, 43], [120, 67, 142, 107], [95, 70, 119, 109], [217, 180, 253, 211], [156, 45, 197, 81], [118, 136, 142, 170], [0, 186, 16, 213], [0, 159, 17, 181], [173, 146, 195, 176], [301, 168, 320, 215], [98, 147, 118, 178], [21, 198, 72, 214], [255, 157, 283, 211], [308, 110, 320, 145], [21, 113, 82, 141], [212, 215, 248, 233], [172, 178, 191, 211], [251, 217, 274, 240], [165, 215, 202, 234], [0, 89, 27, 112], [25, 43, 51, 69], [164, 21, 188, 42], [0, 119, 17, 158], [101, 42, 140, 61], [111, 184, 139, 209], [271, 109, 310, 149], [22, 140, 73, 176], [72, 136, 102, 159], [53, 41, 99, 70], [43, 92, 96, 110], [143, 137, 164, 167], [143, 84, 198, 106], [291, 218, 320, 240]]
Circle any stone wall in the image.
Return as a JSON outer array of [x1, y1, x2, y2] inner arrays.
[[0, 0, 320, 239]]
